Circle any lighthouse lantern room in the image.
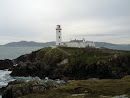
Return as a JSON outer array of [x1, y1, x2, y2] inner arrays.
[[56, 25, 62, 46]]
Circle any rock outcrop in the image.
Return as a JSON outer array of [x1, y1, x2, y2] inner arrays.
[[11, 61, 65, 79], [11, 47, 68, 79], [3, 75, 130, 98], [2, 80, 63, 98], [0, 59, 13, 70]]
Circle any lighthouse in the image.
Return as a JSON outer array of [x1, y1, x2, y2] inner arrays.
[[56, 25, 62, 46], [55, 25, 96, 48]]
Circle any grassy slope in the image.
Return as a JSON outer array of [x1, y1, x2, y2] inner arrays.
[[59, 47, 129, 63], [40, 47, 69, 65], [20, 75, 130, 98]]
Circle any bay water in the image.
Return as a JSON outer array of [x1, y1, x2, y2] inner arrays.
[[0, 47, 43, 60], [105, 45, 130, 51]]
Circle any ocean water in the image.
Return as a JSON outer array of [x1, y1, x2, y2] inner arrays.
[[105, 46, 130, 51], [0, 70, 42, 98], [0, 47, 43, 60], [0, 69, 64, 97], [0, 70, 14, 88], [0, 70, 14, 98], [0, 71, 47, 89]]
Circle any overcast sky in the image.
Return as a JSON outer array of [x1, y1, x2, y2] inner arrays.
[[0, 0, 130, 45]]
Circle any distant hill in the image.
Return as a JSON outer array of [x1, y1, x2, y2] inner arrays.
[[92, 41, 118, 47], [0, 41, 129, 47], [0, 41, 55, 47]]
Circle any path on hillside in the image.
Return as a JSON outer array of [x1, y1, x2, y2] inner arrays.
[[57, 47, 71, 56]]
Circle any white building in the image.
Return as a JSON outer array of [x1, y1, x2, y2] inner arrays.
[[56, 25, 95, 48]]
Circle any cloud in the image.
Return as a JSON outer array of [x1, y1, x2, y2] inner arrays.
[[0, 0, 130, 44]]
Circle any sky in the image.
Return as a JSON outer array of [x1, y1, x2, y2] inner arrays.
[[0, 0, 130, 45]]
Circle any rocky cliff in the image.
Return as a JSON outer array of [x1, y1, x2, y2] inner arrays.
[[11, 47, 130, 80]]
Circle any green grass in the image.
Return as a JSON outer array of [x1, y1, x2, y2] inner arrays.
[[59, 47, 115, 64], [76, 54, 113, 63], [40, 47, 69, 65], [59, 47, 83, 55], [39, 47, 130, 68], [60, 76, 130, 96]]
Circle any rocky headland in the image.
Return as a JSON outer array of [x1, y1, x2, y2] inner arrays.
[[1, 47, 130, 97], [11, 47, 130, 80]]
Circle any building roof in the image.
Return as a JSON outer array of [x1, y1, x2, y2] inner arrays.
[[70, 39, 83, 42]]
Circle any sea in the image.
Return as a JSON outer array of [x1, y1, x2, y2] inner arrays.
[[105, 45, 130, 51], [0, 47, 43, 60], [0, 46, 130, 98]]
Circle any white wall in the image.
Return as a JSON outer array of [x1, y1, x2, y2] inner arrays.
[[56, 29, 62, 46], [62, 42, 95, 48], [62, 42, 85, 48]]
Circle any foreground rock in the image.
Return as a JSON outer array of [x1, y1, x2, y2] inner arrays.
[[0, 59, 13, 70], [2, 80, 63, 98], [7, 75, 130, 98]]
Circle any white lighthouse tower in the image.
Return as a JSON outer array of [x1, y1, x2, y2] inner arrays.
[[56, 25, 62, 46]]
